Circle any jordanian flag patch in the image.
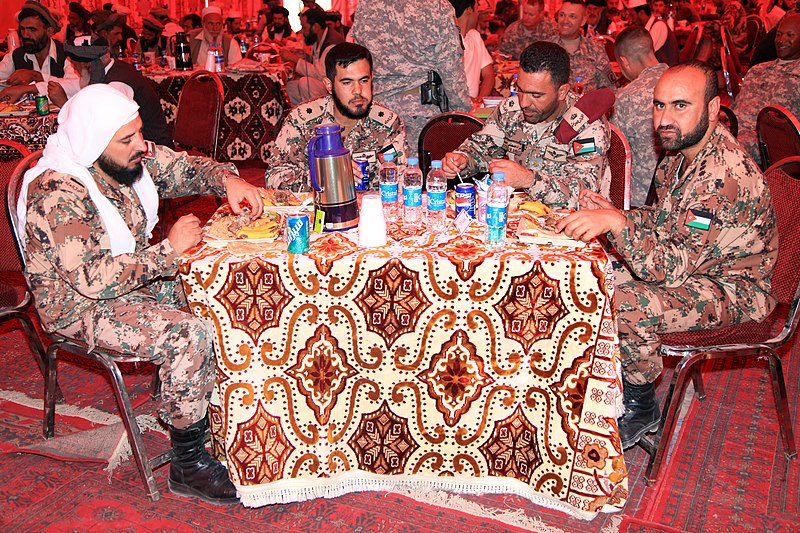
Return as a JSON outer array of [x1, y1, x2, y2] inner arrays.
[[685, 208, 713, 231], [573, 138, 596, 155]]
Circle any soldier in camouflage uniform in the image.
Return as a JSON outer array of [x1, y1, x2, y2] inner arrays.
[[17, 84, 265, 504], [559, 62, 777, 449], [498, 0, 558, 59], [611, 26, 668, 207], [443, 42, 611, 209], [349, 0, 471, 151], [556, 0, 616, 92], [732, 14, 800, 166], [265, 43, 407, 191]]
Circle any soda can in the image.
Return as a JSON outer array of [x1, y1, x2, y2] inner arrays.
[[354, 159, 370, 191], [35, 95, 50, 116], [455, 183, 476, 219], [286, 214, 310, 254]]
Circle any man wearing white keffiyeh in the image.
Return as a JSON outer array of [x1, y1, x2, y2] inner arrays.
[[18, 83, 263, 505]]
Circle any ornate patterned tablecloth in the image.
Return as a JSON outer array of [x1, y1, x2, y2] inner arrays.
[[179, 224, 628, 518], [0, 113, 58, 152], [147, 69, 290, 163]]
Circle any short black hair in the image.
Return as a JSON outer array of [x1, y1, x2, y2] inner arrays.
[[302, 7, 327, 28], [519, 41, 571, 87], [669, 60, 719, 105], [614, 25, 655, 61], [271, 6, 289, 17], [633, 5, 652, 16], [182, 13, 202, 28], [325, 42, 373, 80], [449, 0, 476, 18]]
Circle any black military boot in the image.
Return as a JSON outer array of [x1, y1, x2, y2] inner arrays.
[[168, 417, 238, 504], [618, 381, 661, 450]]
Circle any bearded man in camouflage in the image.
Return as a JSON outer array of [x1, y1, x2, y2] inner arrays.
[[17, 84, 264, 504], [265, 43, 407, 191], [559, 61, 778, 449]]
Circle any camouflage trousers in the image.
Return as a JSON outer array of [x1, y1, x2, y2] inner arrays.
[[59, 279, 215, 429], [614, 266, 745, 385], [380, 90, 444, 156]]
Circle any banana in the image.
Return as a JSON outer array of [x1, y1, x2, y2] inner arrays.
[[518, 201, 551, 217]]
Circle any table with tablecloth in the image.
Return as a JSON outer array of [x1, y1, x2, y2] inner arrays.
[[0, 112, 58, 153], [146, 68, 290, 163], [179, 219, 628, 519]]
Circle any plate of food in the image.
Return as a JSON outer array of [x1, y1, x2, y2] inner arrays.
[[516, 210, 587, 247], [260, 188, 314, 213], [205, 207, 283, 242], [0, 103, 32, 117]]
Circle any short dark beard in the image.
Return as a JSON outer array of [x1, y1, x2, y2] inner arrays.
[[96, 153, 144, 186], [303, 31, 317, 46], [657, 109, 710, 151], [332, 87, 371, 120], [22, 34, 48, 54]]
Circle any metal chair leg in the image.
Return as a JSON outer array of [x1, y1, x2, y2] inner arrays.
[[43, 343, 59, 438], [763, 350, 797, 458], [16, 311, 64, 403], [150, 366, 162, 401], [691, 365, 706, 401]]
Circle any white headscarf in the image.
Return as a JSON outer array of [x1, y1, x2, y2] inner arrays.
[[16, 83, 159, 257]]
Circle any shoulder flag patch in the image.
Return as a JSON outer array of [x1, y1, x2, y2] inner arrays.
[[143, 141, 156, 159], [573, 137, 596, 155], [685, 208, 713, 231]]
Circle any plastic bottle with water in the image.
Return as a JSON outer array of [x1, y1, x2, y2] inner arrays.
[[509, 73, 518, 97], [402, 157, 423, 228], [426, 160, 447, 233], [485, 172, 509, 248], [572, 77, 585, 97], [379, 153, 400, 222]]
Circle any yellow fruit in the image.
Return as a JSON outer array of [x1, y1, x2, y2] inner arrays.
[[518, 201, 551, 216]]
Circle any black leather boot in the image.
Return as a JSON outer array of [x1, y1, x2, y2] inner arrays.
[[168, 417, 238, 504], [618, 381, 661, 450]]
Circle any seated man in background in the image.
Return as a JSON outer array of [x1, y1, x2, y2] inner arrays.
[[630, 0, 679, 65], [584, 0, 611, 36], [443, 41, 611, 208], [134, 16, 168, 56], [150, 7, 184, 38], [280, 7, 345, 105], [17, 84, 264, 504], [91, 10, 125, 58], [559, 62, 777, 449], [0, 1, 81, 103], [265, 43, 407, 191], [451, 0, 496, 104], [556, 0, 616, 91], [190, 6, 243, 67], [181, 13, 202, 32], [733, 13, 800, 166], [265, 6, 294, 42], [498, 0, 558, 59], [48, 35, 173, 148], [610, 26, 668, 207]]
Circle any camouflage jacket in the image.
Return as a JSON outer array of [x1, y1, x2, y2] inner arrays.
[[732, 58, 800, 164], [557, 35, 616, 92], [264, 95, 407, 191], [611, 62, 669, 207], [349, 0, 471, 111], [610, 123, 777, 322], [498, 18, 559, 59], [23, 144, 238, 332], [455, 91, 611, 208]]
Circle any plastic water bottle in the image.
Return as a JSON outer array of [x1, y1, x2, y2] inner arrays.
[[485, 172, 509, 248], [402, 157, 423, 228], [379, 153, 399, 222], [573, 77, 585, 97], [509, 73, 518, 97], [426, 160, 447, 233]]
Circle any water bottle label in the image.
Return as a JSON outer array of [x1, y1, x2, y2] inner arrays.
[[486, 205, 507, 227], [403, 186, 422, 207], [427, 191, 446, 211], [380, 182, 398, 203]]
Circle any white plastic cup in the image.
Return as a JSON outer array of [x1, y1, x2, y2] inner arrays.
[[358, 194, 387, 247]]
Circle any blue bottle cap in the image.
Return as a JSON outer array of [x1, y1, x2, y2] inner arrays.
[[407, 157, 419, 165], [492, 172, 505, 181], [383, 152, 395, 162], [431, 160, 443, 168]]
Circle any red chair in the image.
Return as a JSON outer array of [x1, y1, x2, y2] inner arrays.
[[757, 105, 800, 171], [607, 123, 631, 210], [638, 165, 800, 485], [743, 15, 765, 61], [720, 44, 742, 103], [173, 70, 225, 159], [768, 155, 800, 180], [594, 34, 616, 63], [679, 24, 703, 63], [418, 112, 484, 186], [7, 152, 171, 501], [718, 104, 738, 138]]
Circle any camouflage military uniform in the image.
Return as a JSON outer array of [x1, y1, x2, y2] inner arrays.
[[454, 91, 611, 208], [498, 18, 559, 59], [609, 124, 777, 385], [349, 0, 471, 151], [732, 58, 800, 165], [23, 144, 239, 428], [557, 35, 616, 92], [264, 95, 407, 191], [611, 62, 669, 207]]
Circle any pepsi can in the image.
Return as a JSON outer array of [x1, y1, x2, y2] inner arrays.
[[286, 214, 310, 254], [455, 183, 476, 219], [354, 159, 370, 191]]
